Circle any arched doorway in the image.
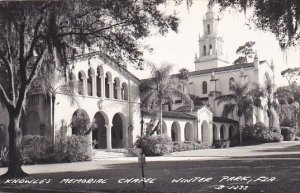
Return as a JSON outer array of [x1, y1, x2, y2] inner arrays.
[[171, 121, 181, 141], [184, 122, 194, 141], [112, 113, 125, 148], [93, 112, 108, 149], [220, 124, 226, 139], [229, 125, 235, 140], [213, 124, 218, 142], [71, 109, 90, 135], [201, 120, 209, 143]]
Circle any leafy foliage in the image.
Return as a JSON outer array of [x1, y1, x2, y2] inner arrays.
[[21, 135, 52, 165], [242, 122, 283, 144], [217, 81, 263, 124], [135, 134, 173, 156], [281, 127, 296, 141], [173, 141, 209, 152], [211, 0, 300, 48], [140, 64, 193, 134], [233, 41, 255, 65], [281, 68, 300, 86], [214, 139, 230, 148], [0, 146, 8, 167]]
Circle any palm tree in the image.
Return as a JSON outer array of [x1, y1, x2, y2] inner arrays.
[[217, 81, 263, 144], [140, 64, 193, 135], [29, 61, 78, 145], [261, 77, 280, 130]]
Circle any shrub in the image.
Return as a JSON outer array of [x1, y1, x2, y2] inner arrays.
[[21, 135, 52, 165], [173, 141, 209, 152], [214, 139, 230, 148], [0, 146, 8, 167], [295, 136, 300, 141], [173, 142, 193, 152], [242, 122, 283, 144], [281, 127, 295, 141], [60, 135, 92, 162], [135, 135, 173, 156]]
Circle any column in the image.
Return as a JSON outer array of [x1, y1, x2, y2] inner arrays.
[[100, 75, 105, 98], [108, 82, 113, 99], [124, 123, 129, 148], [105, 124, 112, 150], [116, 87, 121, 100], [83, 78, 88, 96], [92, 75, 97, 97]]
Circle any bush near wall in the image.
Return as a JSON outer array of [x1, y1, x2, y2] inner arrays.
[[173, 141, 209, 152], [60, 135, 92, 162], [21, 135, 52, 165], [242, 122, 283, 144], [281, 127, 295, 141], [214, 139, 230, 148], [21, 134, 92, 165], [135, 134, 173, 156]]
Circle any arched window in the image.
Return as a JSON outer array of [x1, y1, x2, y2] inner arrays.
[[69, 72, 76, 92], [121, 83, 128, 101], [209, 44, 213, 55], [96, 66, 103, 97], [78, 71, 86, 95], [202, 81, 207, 94], [105, 72, 112, 98], [203, 45, 206, 56], [229, 77, 235, 91], [207, 24, 210, 34], [113, 77, 120, 99], [87, 68, 95, 96]]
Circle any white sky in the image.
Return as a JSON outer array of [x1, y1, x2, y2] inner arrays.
[[129, 0, 300, 86]]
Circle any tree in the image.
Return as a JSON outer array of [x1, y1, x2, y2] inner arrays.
[[217, 81, 263, 144], [233, 41, 255, 65], [0, 0, 184, 178], [140, 64, 193, 135], [275, 83, 300, 128], [210, 0, 300, 48], [29, 63, 78, 145], [281, 68, 300, 86], [261, 77, 280, 130]]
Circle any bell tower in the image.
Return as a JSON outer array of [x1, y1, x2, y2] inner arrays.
[[194, 4, 229, 71]]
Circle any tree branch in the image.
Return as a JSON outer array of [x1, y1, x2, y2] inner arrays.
[[23, 16, 44, 64], [0, 50, 14, 102], [0, 83, 14, 109], [59, 19, 132, 37]]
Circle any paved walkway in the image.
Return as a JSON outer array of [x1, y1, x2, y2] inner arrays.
[[1, 141, 299, 176]]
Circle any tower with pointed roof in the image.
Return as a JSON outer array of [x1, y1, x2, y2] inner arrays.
[[194, 4, 229, 71]]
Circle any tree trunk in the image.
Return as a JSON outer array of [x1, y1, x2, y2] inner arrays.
[[239, 116, 242, 145], [2, 110, 27, 178], [50, 93, 56, 146], [159, 102, 163, 134]]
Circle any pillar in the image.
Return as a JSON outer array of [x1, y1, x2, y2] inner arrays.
[[83, 78, 88, 96], [105, 124, 112, 150], [216, 126, 220, 140], [92, 75, 97, 97], [108, 82, 113, 99], [100, 75, 105, 98], [117, 87, 121, 100]]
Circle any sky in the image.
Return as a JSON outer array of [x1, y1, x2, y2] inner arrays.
[[129, 0, 300, 86]]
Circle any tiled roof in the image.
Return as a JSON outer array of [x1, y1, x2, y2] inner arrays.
[[213, 116, 239, 124], [189, 63, 255, 76], [141, 109, 197, 120]]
